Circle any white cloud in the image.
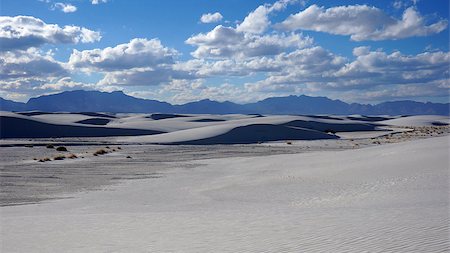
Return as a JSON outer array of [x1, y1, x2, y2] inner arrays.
[[244, 47, 450, 100], [0, 48, 68, 94], [54, 3, 77, 13], [200, 12, 223, 23], [186, 25, 312, 59], [39, 77, 94, 91], [69, 38, 178, 72], [236, 0, 294, 34], [68, 38, 194, 87], [278, 5, 447, 41], [0, 16, 101, 51], [91, 0, 108, 4]]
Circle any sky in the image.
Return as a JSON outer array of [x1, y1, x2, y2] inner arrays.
[[0, 0, 449, 104]]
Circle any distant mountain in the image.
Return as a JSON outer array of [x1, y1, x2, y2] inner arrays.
[[26, 90, 172, 113], [174, 99, 245, 114], [0, 90, 448, 115], [243, 95, 351, 114], [0, 98, 26, 111]]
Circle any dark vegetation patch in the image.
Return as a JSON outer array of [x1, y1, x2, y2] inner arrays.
[[75, 118, 111, 125], [431, 121, 448, 126], [191, 118, 226, 122], [56, 146, 68, 152], [304, 115, 344, 121], [147, 113, 190, 120], [347, 116, 391, 122]]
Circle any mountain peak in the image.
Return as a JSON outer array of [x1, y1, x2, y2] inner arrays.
[[1, 90, 448, 115]]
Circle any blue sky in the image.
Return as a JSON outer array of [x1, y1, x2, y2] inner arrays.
[[1, 0, 449, 104]]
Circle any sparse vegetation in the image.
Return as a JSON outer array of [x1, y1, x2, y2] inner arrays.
[[38, 157, 51, 162], [126, 156, 132, 159], [286, 141, 292, 145], [117, 147, 122, 150], [94, 149, 108, 156], [56, 146, 68, 152], [46, 144, 55, 149], [53, 155, 66, 160], [324, 129, 337, 134], [67, 154, 78, 159], [24, 144, 33, 148]]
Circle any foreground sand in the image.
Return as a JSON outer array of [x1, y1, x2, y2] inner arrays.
[[1, 136, 448, 252]]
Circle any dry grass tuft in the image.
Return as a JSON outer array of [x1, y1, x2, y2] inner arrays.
[[94, 149, 108, 156], [53, 155, 66, 160], [56, 146, 68, 152], [67, 153, 78, 159], [38, 157, 51, 162]]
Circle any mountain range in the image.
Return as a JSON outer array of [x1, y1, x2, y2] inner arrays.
[[1, 90, 448, 115]]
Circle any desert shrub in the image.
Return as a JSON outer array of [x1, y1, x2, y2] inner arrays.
[[126, 156, 132, 159], [56, 146, 68, 152], [324, 129, 337, 134], [46, 144, 55, 149], [53, 155, 66, 160], [94, 149, 108, 156], [67, 153, 78, 159], [38, 157, 51, 162], [117, 147, 122, 150], [106, 146, 110, 149], [286, 141, 292, 145]]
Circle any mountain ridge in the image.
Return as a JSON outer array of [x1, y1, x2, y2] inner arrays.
[[1, 90, 448, 115]]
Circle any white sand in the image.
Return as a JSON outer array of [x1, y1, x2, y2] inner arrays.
[[380, 115, 450, 126], [1, 136, 448, 252]]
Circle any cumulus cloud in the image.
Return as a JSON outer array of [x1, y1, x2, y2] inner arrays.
[[0, 16, 101, 51], [39, 77, 94, 91], [200, 12, 223, 23], [69, 38, 194, 86], [278, 5, 448, 41], [69, 38, 178, 72], [91, 0, 108, 4], [53, 3, 77, 13], [245, 47, 450, 100], [0, 48, 68, 94], [237, 0, 294, 34], [186, 25, 312, 59]]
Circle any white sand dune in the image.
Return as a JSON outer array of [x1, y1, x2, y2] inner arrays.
[[1, 136, 448, 252], [1, 111, 447, 144], [1, 112, 381, 143], [0, 111, 163, 138], [380, 115, 449, 126]]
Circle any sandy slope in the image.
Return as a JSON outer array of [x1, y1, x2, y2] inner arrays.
[[379, 115, 450, 126], [1, 111, 383, 143], [1, 136, 448, 252]]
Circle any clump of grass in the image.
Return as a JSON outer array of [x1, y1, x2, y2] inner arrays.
[[56, 146, 68, 152], [53, 155, 66, 160], [46, 144, 55, 149], [67, 153, 78, 159], [38, 157, 51, 162], [324, 129, 337, 134], [93, 149, 108, 156]]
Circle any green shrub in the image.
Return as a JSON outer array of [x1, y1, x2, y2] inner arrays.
[[56, 146, 68, 152]]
